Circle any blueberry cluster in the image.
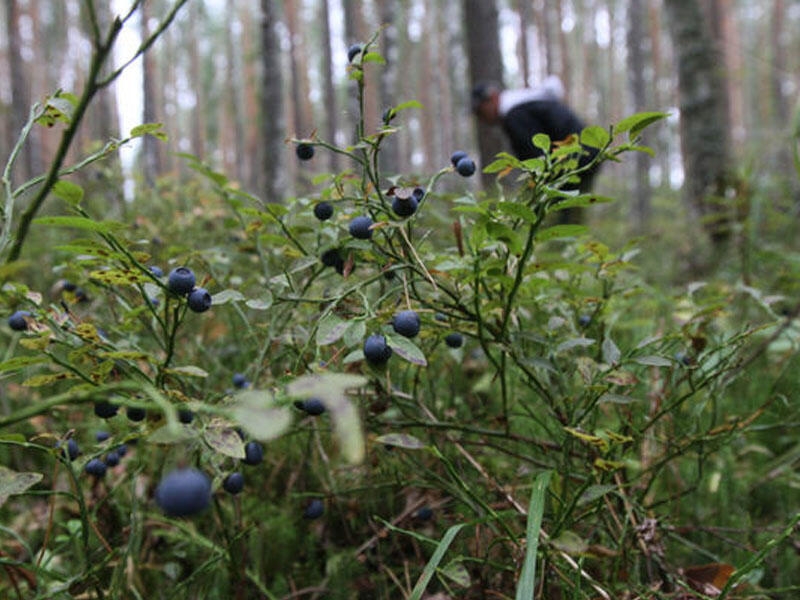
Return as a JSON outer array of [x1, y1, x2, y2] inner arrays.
[[167, 267, 212, 313]]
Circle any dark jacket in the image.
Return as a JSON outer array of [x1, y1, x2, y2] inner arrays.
[[502, 99, 599, 192]]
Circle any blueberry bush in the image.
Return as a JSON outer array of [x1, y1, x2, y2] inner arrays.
[[2, 34, 799, 600]]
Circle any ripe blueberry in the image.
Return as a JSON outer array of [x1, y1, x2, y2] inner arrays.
[[445, 332, 464, 348], [85, 458, 107, 477], [296, 143, 314, 161], [126, 406, 146, 422], [104, 451, 120, 467], [392, 310, 421, 338], [392, 196, 418, 218], [94, 400, 119, 419], [242, 441, 264, 466], [578, 315, 591, 327], [116, 444, 128, 457], [232, 373, 250, 389], [455, 157, 476, 177], [363, 334, 392, 367], [303, 498, 325, 519], [61, 438, 80, 461], [187, 287, 212, 313], [155, 468, 212, 517], [149, 265, 164, 278], [415, 506, 434, 521], [298, 397, 326, 416], [347, 43, 362, 63], [178, 408, 195, 424], [95, 431, 110, 442], [349, 216, 374, 240], [8, 310, 31, 331], [223, 472, 245, 495], [314, 201, 334, 221], [167, 267, 196, 296], [450, 150, 468, 167]]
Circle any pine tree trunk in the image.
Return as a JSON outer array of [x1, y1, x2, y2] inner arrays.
[[259, 0, 285, 203], [462, 0, 505, 188], [664, 0, 733, 244]]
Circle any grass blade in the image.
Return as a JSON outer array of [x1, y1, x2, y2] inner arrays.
[[409, 523, 467, 600], [516, 471, 552, 600]]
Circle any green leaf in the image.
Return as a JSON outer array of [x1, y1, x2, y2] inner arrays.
[[0, 355, 49, 372], [551, 194, 614, 211], [496, 201, 538, 223], [393, 100, 423, 112], [532, 133, 551, 152], [130, 122, 168, 141], [483, 152, 522, 173], [0, 467, 43, 507], [409, 524, 468, 600], [440, 560, 471, 587], [614, 111, 669, 138], [165, 365, 209, 378], [551, 530, 589, 555], [577, 484, 617, 507], [211, 289, 245, 305], [486, 221, 522, 254], [385, 333, 427, 366], [362, 51, 386, 64], [316, 314, 349, 346], [245, 291, 273, 310], [231, 390, 293, 442], [580, 125, 610, 149], [147, 424, 198, 445], [555, 337, 595, 353], [634, 355, 673, 367], [203, 421, 246, 459], [375, 433, 426, 450], [536, 224, 588, 241], [343, 320, 366, 347], [516, 471, 552, 600], [33, 215, 126, 233], [53, 180, 84, 206], [602, 336, 621, 365]]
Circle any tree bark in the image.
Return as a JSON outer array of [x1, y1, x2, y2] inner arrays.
[[627, 0, 652, 229], [259, 0, 285, 203], [320, 0, 340, 172], [462, 0, 506, 188], [141, 0, 164, 187], [664, 0, 733, 244]]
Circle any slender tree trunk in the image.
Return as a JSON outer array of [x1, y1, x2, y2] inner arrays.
[[5, 0, 39, 184], [260, 0, 285, 203], [188, 1, 206, 160], [224, 0, 246, 183], [141, 1, 163, 187], [320, 0, 340, 171], [462, 0, 505, 188], [516, 0, 531, 87], [627, 0, 652, 230], [664, 0, 733, 245]]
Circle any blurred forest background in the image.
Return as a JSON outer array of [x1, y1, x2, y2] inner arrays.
[[1, 0, 799, 240]]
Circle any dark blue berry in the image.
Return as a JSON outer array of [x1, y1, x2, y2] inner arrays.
[[223, 472, 245, 495], [126, 406, 146, 422], [392, 310, 421, 338], [167, 267, 196, 296], [232, 373, 249, 389], [94, 400, 119, 419], [104, 451, 120, 467], [178, 409, 195, 424], [155, 468, 212, 517], [455, 157, 476, 177], [347, 43, 362, 63], [187, 287, 212, 313], [300, 398, 326, 416], [85, 458, 107, 477], [8, 310, 31, 331], [450, 151, 468, 167], [392, 196, 418, 218], [349, 216, 374, 240], [445, 332, 464, 348], [363, 334, 392, 366], [296, 143, 314, 161], [242, 441, 264, 466], [303, 498, 325, 519], [313, 202, 334, 221]]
